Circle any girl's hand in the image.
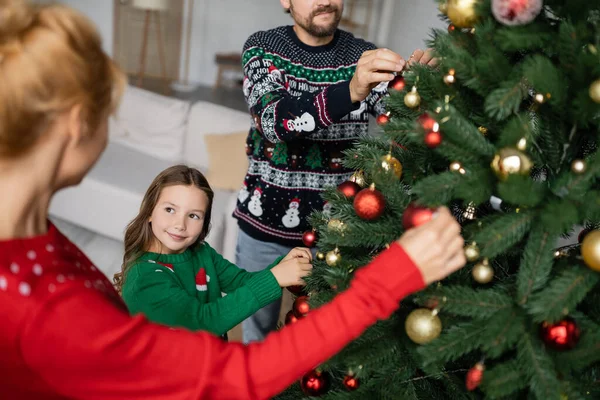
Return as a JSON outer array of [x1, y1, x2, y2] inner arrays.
[[281, 247, 312, 262], [270, 256, 313, 287]]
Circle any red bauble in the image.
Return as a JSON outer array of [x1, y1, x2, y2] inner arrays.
[[418, 113, 437, 131], [353, 186, 386, 220], [337, 181, 361, 198], [285, 310, 300, 325], [300, 370, 330, 396], [492, 0, 543, 26], [302, 230, 317, 247], [425, 131, 443, 148], [540, 318, 581, 351], [402, 203, 435, 229], [287, 285, 307, 296], [343, 375, 360, 391], [293, 295, 311, 318], [448, 24, 456, 33], [389, 75, 406, 91], [376, 113, 390, 126], [465, 362, 485, 391]]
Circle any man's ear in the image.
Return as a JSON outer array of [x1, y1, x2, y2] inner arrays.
[[280, 0, 291, 13], [65, 104, 85, 146]]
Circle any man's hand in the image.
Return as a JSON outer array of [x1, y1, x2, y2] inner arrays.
[[407, 48, 439, 67], [349, 48, 406, 103]]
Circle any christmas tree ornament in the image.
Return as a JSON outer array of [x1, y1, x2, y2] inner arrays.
[[443, 69, 456, 85], [405, 308, 443, 344], [285, 310, 300, 325], [439, 1, 449, 14], [450, 161, 463, 172], [540, 318, 581, 351], [302, 230, 318, 247], [389, 74, 406, 91], [354, 185, 386, 220], [491, 0, 543, 26], [589, 79, 600, 103], [491, 148, 533, 181], [338, 180, 362, 198], [301, 370, 330, 396], [516, 137, 528, 151], [380, 154, 403, 179], [462, 202, 476, 220], [327, 219, 346, 233], [447, 0, 479, 28], [316, 251, 326, 261], [466, 362, 485, 391], [418, 113, 438, 131], [293, 295, 311, 318], [478, 126, 488, 135], [376, 112, 391, 125], [425, 131, 443, 148], [465, 242, 480, 262], [403, 203, 435, 229], [472, 258, 494, 284], [404, 86, 421, 108], [534, 92, 547, 104], [448, 24, 457, 33], [326, 248, 341, 266], [581, 230, 600, 272], [571, 159, 587, 174], [350, 170, 366, 187], [287, 285, 307, 296], [342, 374, 360, 391]]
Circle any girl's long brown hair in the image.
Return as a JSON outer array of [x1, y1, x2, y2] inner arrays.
[[114, 165, 214, 294]]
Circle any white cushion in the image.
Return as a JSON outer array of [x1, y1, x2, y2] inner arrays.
[[110, 86, 191, 162]]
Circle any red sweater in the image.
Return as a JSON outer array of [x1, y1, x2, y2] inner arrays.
[[0, 222, 424, 399]]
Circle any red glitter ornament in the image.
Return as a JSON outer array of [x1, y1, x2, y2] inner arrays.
[[353, 186, 386, 220], [293, 295, 311, 318], [540, 318, 581, 351], [402, 203, 436, 229]]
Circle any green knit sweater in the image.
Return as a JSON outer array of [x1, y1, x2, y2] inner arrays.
[[122, 242, 283, 336]]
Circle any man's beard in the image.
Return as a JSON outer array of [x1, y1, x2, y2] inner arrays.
[[290, 3, 343, 38]]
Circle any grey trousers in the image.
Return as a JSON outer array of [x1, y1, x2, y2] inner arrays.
[[236, 229, 294, 344]]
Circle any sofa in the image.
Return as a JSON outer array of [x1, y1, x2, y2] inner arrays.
[[49, 85, 250, 262]]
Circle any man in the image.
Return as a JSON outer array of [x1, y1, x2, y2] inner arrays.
[[234, 0, 436, 343]]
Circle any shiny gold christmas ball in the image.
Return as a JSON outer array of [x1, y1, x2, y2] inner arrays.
[[589, 79, 600, 103], [571, 159, 587, 174], [316, 252, 326, 261], [465, 242, 480, 262], [491, 148, 533, 181], [438, 1, 448, 14], [472, 259, 494, 284], [447, 0, 479, 29], [327, 219, 346, 232], [478, 126, 488, 135], [381, 154, 403, 179], [581, 230, 600, 272], [350, 171, 366, 187], [405, 308, 443, 344], [404, 87, 421, 108], [326, 249, 340, 266]]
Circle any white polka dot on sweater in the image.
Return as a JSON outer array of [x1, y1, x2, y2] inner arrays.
[[19, 282, 31, 296], [84, 280, 92, 288], [90, 266, 97, 272], [46, 244, 54, 252], [57, 274, 66, 283], [48, 283, 56, 293], [27, 250, 36, 260], [75, 262, 81, 268], [0, 276, 7, 291], [33, 264, 43, 276], [10, 263, 19, 274]]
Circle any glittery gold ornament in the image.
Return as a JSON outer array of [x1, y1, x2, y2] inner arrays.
[[381, 154, 403, 179], [350, 170, 366, 187], [447, 0, 479, 28], [405, 308, 443, 344], [581, 230, 600, 272], [589, 79, 600, 103], [438, 1, 448, 14], [571, 159, 587, 174], [491, 148, 533, 181], [534, 93, 546, 104], [316, 251, 326, 261], [516, 138, 527, 151], [465, 242, 480, 262], [478, 126, 488, 135], [443, 69, 456, 85], [404, 86, 421, 108], [327, 219, 346, 233], [326, 248, 341, 266], [472, 258, 494, 284]]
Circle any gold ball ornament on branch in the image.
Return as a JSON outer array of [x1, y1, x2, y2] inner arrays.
[[472, 258, 494, 284], [404, 86, 421, 108], [589, 79, 600, 103], [447, 0, 479, 28], [581, 230, 600, 272], [327, 219, 346, 233], [439, 1, 449, 14], [316, 251, 326, 261], [405, 308, 443, 344], [491, 148, 533, 181], [465, 242, 480, 262], [326, 248, 341, 266], [571, 159, 587, 174], [349, 170, 366, 187], [381, 154, 403, 179]]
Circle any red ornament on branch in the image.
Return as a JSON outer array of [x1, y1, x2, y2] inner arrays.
[[376, 112, 391, 126], [337, 181, 362, 198], [448, 24, 456, 33], [492, 0, 543, 26], [300, 370, 330, 396], [402, 204, 436, 229], [302, 230, 317, 247], [293, 295, 311, 318], [418, 113, 437, 131], [540, 318, 581, 351], [389, 75, 406, 91], [353, 185, 386, 220], [466, 362, 485, 391], [342, 375, 360, 391], [425, 131, 443, 148], [285, 310, 300, 325]]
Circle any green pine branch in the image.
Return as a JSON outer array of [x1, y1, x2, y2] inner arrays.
[[480, 359, 528, 399], [473, 211, 535, 259], [516, 225, 555, 305], [516, 332, 562, 400]]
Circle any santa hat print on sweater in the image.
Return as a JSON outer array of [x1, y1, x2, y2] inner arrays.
[[195, 268, 210, 291]]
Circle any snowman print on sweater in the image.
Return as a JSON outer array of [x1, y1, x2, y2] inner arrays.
[[238, 182, 250, 203], [248, 187, 264, 217], [283, 113, 315, 133], [281, 197, 301, 229]]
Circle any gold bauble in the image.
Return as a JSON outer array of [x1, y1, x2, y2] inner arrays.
[[404, 86, 421, 108], [328, 219, 346, 232], [464, 242, 480, 262], [478, 126, 488, 135], [438, 1, 448, 14], [472, 258, 494, 284], [405, 308, 443, 344], [326, 249, 340, 266], [316, 251, 326, 261], [490, 148, 533, 181], [581, 230, 600, 272], [589, 79, 600, 104], [381, 154, 403, 179], [571, 159, 587, 174], [447, 0, 479, 29], [449, 161, 463, 172], [350, 171, 366, 187]]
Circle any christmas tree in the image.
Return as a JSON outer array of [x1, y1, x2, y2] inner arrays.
[[278, 0, 600, 398], [272, 142, 289, 165]]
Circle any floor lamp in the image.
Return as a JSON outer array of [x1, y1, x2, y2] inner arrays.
[[171, 0, 198, 92], [132, 0, 169, 90]]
